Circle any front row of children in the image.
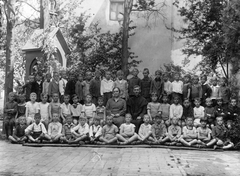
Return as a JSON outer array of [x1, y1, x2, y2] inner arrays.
[[9, 111, 234, 150]]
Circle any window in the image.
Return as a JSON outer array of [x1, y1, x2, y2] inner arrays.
[[109, 0, 124, 21]]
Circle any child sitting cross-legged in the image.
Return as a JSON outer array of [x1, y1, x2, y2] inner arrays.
[[197, 118, 211, 147], [48, 113, 63, 143], [206, 116, 234, 150], [99, 116, 118, 144], [9, 116, 28, 144], [25, 113, 50, 143], [89, 117, 102, 143], [117, 113, 139, 144], [70, 116, 89, 144], [179, 117, 198, 146], [165, 117, 181, 145], [138, 114, 154, 143], [60, 115, 76, 143], [151, 114, 168, 144]]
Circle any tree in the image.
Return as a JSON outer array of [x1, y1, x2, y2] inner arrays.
[[121, 0, 166, 77], [172, 0, 229, 77]]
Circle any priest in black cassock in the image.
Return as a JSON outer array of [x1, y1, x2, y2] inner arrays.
[[127, 85, 148, 132]]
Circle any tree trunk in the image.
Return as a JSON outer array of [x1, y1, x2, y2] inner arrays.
[[122, 0, 133, 78], [4, 0, 15, 106]]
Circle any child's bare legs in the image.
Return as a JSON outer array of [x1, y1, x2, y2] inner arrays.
[[180, 137, 197, 146], [72, 134, 88, 143], [9, 136, 27, 143], [223, 142, 234, 150], [8, 136, 18, 143], [206, 139, 217, 147], [138, 131, 152, 142], [161, 136, 170, 144], [123, 133, 139, 144], [50, 134, 63, 142], [99, 136, 117, 144], [116, 134, 128, 144]]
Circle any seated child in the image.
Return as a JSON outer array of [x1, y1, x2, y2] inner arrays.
[[206, 116, 234, 150], [4, 92, 17, 139], [193, 98, 205, 127], [49, 93, 61, 122], [60, 94, 71, 123], [60, 115, 76, 143], [138, 114, 154, 143], [96, 97, 106, 125], [25, 113, 50, 143], [9, 116, 27, 143], [70, 116, 89, 144], [25, 92, 39, 125], [117, 113, 139, 144], [225, 97, 239, 128], [182, 98, 193, 127], [151, 114, 168, 144], [70, 94, 83, 125], [179, 117, 198, 146], [159, 95, 170, 126], [204, 98, 215, 128], [197, 118, 211, 146], [48, 113, 63, 142], [165, 117, 181, 145], [147, 92, 161, 122], [81, 94, 96, 125], [99, 116, 118, 144], [89, 117, 102, 143]]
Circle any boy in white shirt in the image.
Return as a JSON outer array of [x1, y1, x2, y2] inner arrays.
[[171, 72, 183, 104], [101, 71, 114, 106], [25, 92, 39, 125], [169, 96, 183, 121], [193, 98, 205, 127], [138, 114, 154, 143], [60, 94, 71, 123], [70, 116, 89, 144], [59, 70, 68, 103], [38, 93, 49, 128]]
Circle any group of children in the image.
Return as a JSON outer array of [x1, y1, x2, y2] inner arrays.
[[3, 68, 238, 149]]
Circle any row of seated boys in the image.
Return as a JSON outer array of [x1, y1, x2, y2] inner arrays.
[[9, 110, 234, 150]]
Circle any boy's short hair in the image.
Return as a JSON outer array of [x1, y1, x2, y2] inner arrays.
[[105, 70, 111, 75], [41, 93, 48, 98], [98, 96, 104, 101], [53, 71, 59, 76], [64, 94, 70, 98], [86, 94, 92, 98], [172, 116, 179, 121], [154, 114, 162, 119], [155, 70, 162, 75], [133, 85, 141, 89], [106, 115, 113, 120], [125, 113, 132, 118], [151, 92, 158, 96], [174, 72, 180, 76], [143, 114, 150, 119], [79, 116, 87, 120], [94, 116, 101, 121], [173, 95, 180, 100], [52, 92, 59, 97], [200, 75, 207, 80], [34, 113, 41, 119], [143, 68, 149, 73], [30, 92, 37, 97], [216, 97, 223, 101], [183, 98, 190, 102], [205, 98, 212, 102], [230, 97, 237, 101], [216, 116, 223, 120], [117, 70, 124, 75], [132, 68, 139, 72], [66, 114, 73, 119], [184, 74, 191, 79], [186, 116, 194, 121], [200, 117, 207, 123], [8, 92, 15, 97], [36, 72, 43, 77], [192, 75, 199, 81], [194, 98, 201, 102], [72, 94, 78, 99]]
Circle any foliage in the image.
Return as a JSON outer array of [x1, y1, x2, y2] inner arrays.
[[159, 62, 186, 82], [172, 0, 229, 77], [66, 15, 139, 77], [229, 117, 240, 147], [222, 0, 240, 75]]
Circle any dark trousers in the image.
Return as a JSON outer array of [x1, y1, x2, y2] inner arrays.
[[4, 117, 15, 138], [103, 92, 112, 106], [132, 119, 143, 133]]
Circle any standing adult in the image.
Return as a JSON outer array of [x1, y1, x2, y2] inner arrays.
[[127, 85, 148, 132], [106, 87, 126, 127]]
